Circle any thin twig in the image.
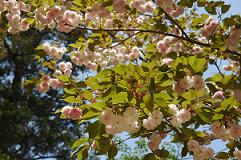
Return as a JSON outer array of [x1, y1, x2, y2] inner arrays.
[[214, 60, 224, 77], [107, 31, 141, 49]]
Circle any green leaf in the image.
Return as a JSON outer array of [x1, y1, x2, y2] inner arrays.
[[222, 75, 233, 85], [180, 128, 195, 137], [96, 138, 111, 155], [58, 75, 70, 83], [112, 92, 128, 104], [64, 88, 77, 95], [215, 152, 230, 159], [81, 110, 99, 121], [156, 92, 171, 100], [86, 121, 105, 139], [63, 96, 82, 103], [226, 140, 238, 149], [212, 113, 224, 120], [205, 2, 217, 15], [82, 90, 93, 100], [72, 138, 88, 149], [206, 74, 223, 82], [161, 79, 174, 87], [108, 145, 118, 159], [143, 153, 156, 160], [91, 102, 106, 111], [113, 64, 127, 76], [196, 107, 214, 123], [197, 0, 208, 7], [221, 5, 230, 14], [216, 97, 237, 112], [182, 90, 196, 100], [154, 149, 169, 158], [188, 56, 206, 73], [181, 144, 188, 157], [143, 94, 153, 110], [77, 145, 89, 160], [177, 0, 194, 8]]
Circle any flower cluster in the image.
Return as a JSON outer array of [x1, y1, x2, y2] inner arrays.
[[225, 28, 241, 51], [143, 110, 163, 130], [211, 121, 241, 141], [192, 45, 203, 54], [147, 132, 166, 151], [4, 0, 31, 33], [161, 58, 173, 66], [212, 90, 224, 99], [36, 75, 63, 93], [0, 0, 6, 14], [113, 0, 127, 13], [233, 89, 241, 102], [129, 0, 155, 13], [71, 46, 140, 70], [85, 4, 110, 21], [191, 75, 206, 90], [169, 104, 191, 127], [61, 106, 82, 120], [172, 77, 191, 95], [234, 150, 241, 160], [100, 107, 140, 135], [223, 61, 240, 72], [35, 6, 81, 33], [201, 17, 219, 37], [156, 0, 184, 18], [57, 62, 72, 76], [187, 140, 214, 160], [173, 75, 206, 95], [43, 43, 67, 61], [157, 36, 183, 56]]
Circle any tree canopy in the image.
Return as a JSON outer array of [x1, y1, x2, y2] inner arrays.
[[1, 0, 241, 159]]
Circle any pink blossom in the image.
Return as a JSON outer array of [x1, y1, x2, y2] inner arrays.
[[68, 108, 82, 120], [91, 140, 97, 150], [113, 0, 126, 12], [99, 110, 114, 125], [229, 124, 241, 139], [234, 150, 241, 160], [61, 106, 82, 120], [223, 65, 233, 71], [147, 132, 163, 151], [203, 147, 214, 159], [53, 70, 62, 77], [61, 106, 72, 118], [176, 109, 191, 123], [50, 78, 63, 89], [41, 75, 51, 82], [20, 18, 30, 31], [46, 6, 62, 19], [187, 140, 200, 152], [144, 1, 154, 13], [212, 91, 224, 99], [233, 89, 241, 102], [161, 58, 173, 66], [191, 75, 205, 90]]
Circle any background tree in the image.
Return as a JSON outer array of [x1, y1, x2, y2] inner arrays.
[[0, 28, 86, 159]]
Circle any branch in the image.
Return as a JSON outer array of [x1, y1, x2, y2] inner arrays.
[[76, 26, 241, 57], [107, 31, 141, 49], [158, 6, 189, 39], [214, 60, 224, 77]]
